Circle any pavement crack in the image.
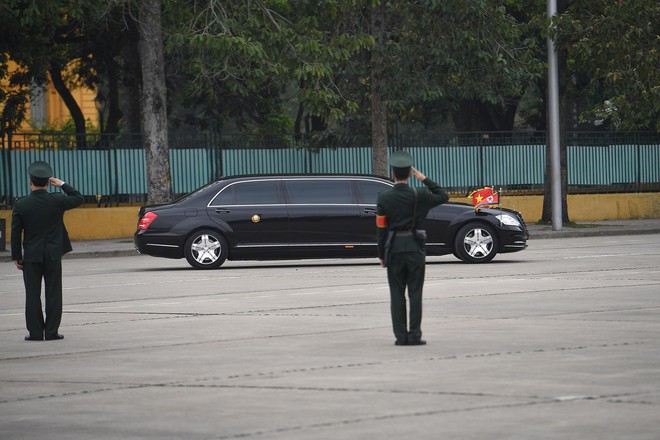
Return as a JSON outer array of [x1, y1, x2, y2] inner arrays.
[[162, 341, 645, 386], [0, 383, 150, 404], [212, 399, 561, 439], [209, 389, 657, 439]]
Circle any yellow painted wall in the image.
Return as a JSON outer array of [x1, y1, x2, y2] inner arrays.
[[3, 60, 99, 131], [45, 85, 98, 129], [489, 192, 660, 223], [0, 206, 138, 244], [1, 193, 659, 244]]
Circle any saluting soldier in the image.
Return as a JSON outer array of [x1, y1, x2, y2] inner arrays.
[[11, 161, 84, 341], [377, 151, 448, 346]]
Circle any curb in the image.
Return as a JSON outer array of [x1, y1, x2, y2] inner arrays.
[[528, 228, 660, 240], [62, 249, 140, 260], [0, 248, 139, 263], [2, 227, 659, 263]]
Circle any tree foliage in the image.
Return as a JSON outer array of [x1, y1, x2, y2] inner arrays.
[[554, 0, 659, 130], [2, 0, 656, 143], [163, 0, 371, 138], [368, 0, 544, 174], [0, 0, 104, 136], [380, 2, 541, 114]]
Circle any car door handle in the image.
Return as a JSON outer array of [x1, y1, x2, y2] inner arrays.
[[363, 208, 377, 215], [215, 208, 231, 214]]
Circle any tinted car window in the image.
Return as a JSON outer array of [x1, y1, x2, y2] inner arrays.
[[357, 180, 391, 204], [174, 181, 220, 204], [286, 180, 354, 204], [214, 181, 280, 205]]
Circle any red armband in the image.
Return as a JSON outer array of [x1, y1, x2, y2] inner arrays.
[[376, 215, 387, 228]]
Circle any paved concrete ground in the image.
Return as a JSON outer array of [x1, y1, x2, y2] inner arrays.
[[1, 231, 659, 439], [2, 218, 660, 262]]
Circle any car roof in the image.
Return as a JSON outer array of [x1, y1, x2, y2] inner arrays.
[[216, 174, 392, 183], [176, 174, 392, 204]]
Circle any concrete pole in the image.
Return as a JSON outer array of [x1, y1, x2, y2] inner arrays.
[[547, 0, 563, 231]]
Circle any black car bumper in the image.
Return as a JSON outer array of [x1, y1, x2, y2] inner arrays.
[[499, 226, 528, 253], [134, 231, 185, 259]]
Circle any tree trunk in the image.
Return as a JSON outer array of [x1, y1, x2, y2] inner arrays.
[[120, 33, 143, 134], [294, 79, 305, 143], [453, 100, 520, 132], [49, 63, 86, 148], [557, 0, 570, 225], [294, 103, 304, 142], [104, 54, 122, 135], [371, 1, 388, 177], [558, 83, 570, 223], [138, 0, 172, 204]]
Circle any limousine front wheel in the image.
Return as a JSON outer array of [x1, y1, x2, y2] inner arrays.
[[184, 230, 228, 269], [454, 223, 498, 263]]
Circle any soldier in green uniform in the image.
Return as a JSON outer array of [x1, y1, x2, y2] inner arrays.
[[377, 151, 448, 346], [11, 161, 84, 341]]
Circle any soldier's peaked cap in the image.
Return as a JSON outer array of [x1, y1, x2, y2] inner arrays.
[[28, 161, 53, 179], [388, 150, 414, 168]]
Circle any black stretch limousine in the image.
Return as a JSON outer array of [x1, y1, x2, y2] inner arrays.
[[134, 175, 528, 269]]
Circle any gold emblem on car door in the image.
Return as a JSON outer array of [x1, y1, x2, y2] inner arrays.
[[251, 214, 261, 223]]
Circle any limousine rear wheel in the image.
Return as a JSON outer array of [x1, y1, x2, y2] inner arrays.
[[454, 223, 498, 263], [184, 230, 228, 269]]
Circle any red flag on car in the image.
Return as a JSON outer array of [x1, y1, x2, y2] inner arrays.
[[468, 187, 500, 210]]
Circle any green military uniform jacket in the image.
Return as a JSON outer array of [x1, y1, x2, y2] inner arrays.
[[376, 178, 448, 259], [11, 184, 84, 263]]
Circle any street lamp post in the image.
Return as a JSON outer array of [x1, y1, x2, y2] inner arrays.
[[547, 0, 563, 231]]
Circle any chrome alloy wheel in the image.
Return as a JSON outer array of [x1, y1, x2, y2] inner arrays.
[[454, 223, 498, 263], [463, 228, 494, 258], [184, 230, 229, 269], [191, 234, 222, 264]]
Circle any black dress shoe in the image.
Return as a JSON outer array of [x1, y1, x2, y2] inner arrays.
[[45, 334, 64, 340], [407, 339, 426, 346], [394, 340, 407, 346], [25, 335, 43, 341]]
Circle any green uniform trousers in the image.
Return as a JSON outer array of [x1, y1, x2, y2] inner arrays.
[[23, 259, 63, 339], [386, 250, 426, 342]]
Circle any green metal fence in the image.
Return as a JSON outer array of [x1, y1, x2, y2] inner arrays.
[[1, 131, 658, 207]]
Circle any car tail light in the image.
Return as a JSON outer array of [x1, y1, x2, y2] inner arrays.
[[138, 212, 158, 230]]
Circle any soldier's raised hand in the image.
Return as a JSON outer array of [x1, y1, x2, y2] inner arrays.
[[49, 177, 64, 187], [411, 167, 426, 182]]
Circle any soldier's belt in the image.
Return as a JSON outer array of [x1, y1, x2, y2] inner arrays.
[[395, 230, 427, 241]]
